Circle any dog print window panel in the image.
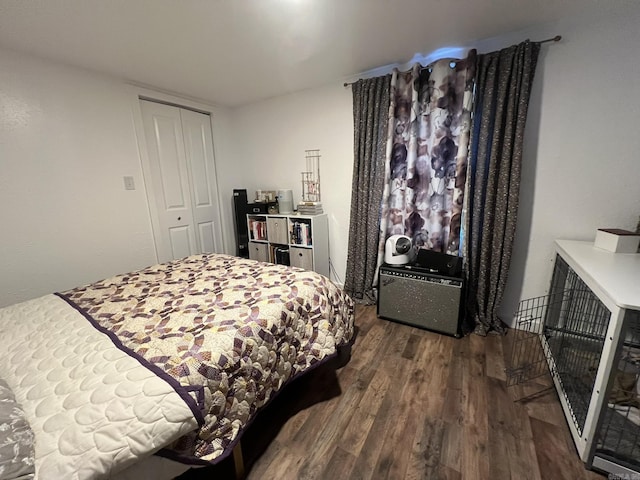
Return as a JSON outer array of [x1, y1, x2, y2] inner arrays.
[[378, 50, 476, 256]]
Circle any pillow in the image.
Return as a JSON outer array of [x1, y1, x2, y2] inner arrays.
[[0, 379, 35, 480]]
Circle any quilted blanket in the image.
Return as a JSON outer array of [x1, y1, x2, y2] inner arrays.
[[59, 253, 354, 464], [0, 294, 199, 479]]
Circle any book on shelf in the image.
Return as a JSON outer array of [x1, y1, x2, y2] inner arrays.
[[290, 221, 312, 246], [250, 220, 266, 240]]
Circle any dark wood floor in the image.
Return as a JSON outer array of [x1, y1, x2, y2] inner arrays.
[[188, 305, 606, 480]]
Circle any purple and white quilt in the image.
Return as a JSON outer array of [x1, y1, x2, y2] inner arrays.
[[59, 253, 355, 464]]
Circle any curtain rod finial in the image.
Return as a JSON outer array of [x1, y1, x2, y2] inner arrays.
[[553, 35, 562, 42]]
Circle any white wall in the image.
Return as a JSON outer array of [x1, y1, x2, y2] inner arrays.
[[0, 48, 235, 307], [230, 3, 640, 319], [229, 85, 354, 284], [494, 3, 640, 322], [0, 48, 155, 306]]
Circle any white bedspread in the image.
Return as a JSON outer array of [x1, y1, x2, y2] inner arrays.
[[0, 295, 198, 480]]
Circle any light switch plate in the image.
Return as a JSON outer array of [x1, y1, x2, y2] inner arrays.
[[123, 176, 135, 190]]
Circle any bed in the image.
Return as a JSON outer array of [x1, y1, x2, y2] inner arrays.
[[0, 253, 354, 479]]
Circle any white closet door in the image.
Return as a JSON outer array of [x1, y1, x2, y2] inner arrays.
[[179, 109, 223, 255], [140, 100, 224, 263], [141, 100, 198, 262]]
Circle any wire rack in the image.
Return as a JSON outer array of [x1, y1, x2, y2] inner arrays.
[[595, 310, 640, 469], [508, 253, 640, 473], [507, 255, 611, 435]]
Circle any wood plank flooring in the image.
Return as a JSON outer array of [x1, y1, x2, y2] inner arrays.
[[184, 305, 606, 480]]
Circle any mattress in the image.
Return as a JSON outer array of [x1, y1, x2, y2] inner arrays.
[[0, 253, 355, 478]]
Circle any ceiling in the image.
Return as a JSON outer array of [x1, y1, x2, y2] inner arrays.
[[0, 0, 597, 107]]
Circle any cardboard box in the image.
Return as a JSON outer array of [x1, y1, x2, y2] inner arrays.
[[594, 228, 640, 253]]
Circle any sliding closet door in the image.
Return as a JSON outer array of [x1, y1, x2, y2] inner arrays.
[[140, 100, 223, 262], [180, 109, 223, 255]]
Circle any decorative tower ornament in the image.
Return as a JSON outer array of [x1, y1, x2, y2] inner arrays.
[[298, 149, 323, 215]]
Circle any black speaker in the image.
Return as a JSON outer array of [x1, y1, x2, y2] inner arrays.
[[415, 249, 463, 277], [232, 189, 249, 257], [377, 265, 463, 337], [233, 189, 270, 258]]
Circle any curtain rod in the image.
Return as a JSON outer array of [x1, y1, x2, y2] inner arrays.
[[343, 35, 562, 87]]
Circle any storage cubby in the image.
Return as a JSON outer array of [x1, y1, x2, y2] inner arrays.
[[289, 218, 312, 246], [290, 246, 313, 271], [248, 216, 267, 241], [246, 213, 328, 276], [266, 217, 289, 245], [248, 241, 269, 263]]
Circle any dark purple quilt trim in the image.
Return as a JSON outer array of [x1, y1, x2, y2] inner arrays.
[[184, 385, 206, 413], [54, 292, 205, 427]]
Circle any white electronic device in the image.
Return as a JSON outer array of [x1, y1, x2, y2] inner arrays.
[[384, 234, 413, 265], [277, 189, 294, 214]]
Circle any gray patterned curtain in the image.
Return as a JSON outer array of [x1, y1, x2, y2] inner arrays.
[[344, 75, 391, 304], [465, 40, 541, 335], [377, 52, 477, 264]]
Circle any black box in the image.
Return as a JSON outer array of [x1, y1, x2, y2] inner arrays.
[[415, 249, 463, 277]]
